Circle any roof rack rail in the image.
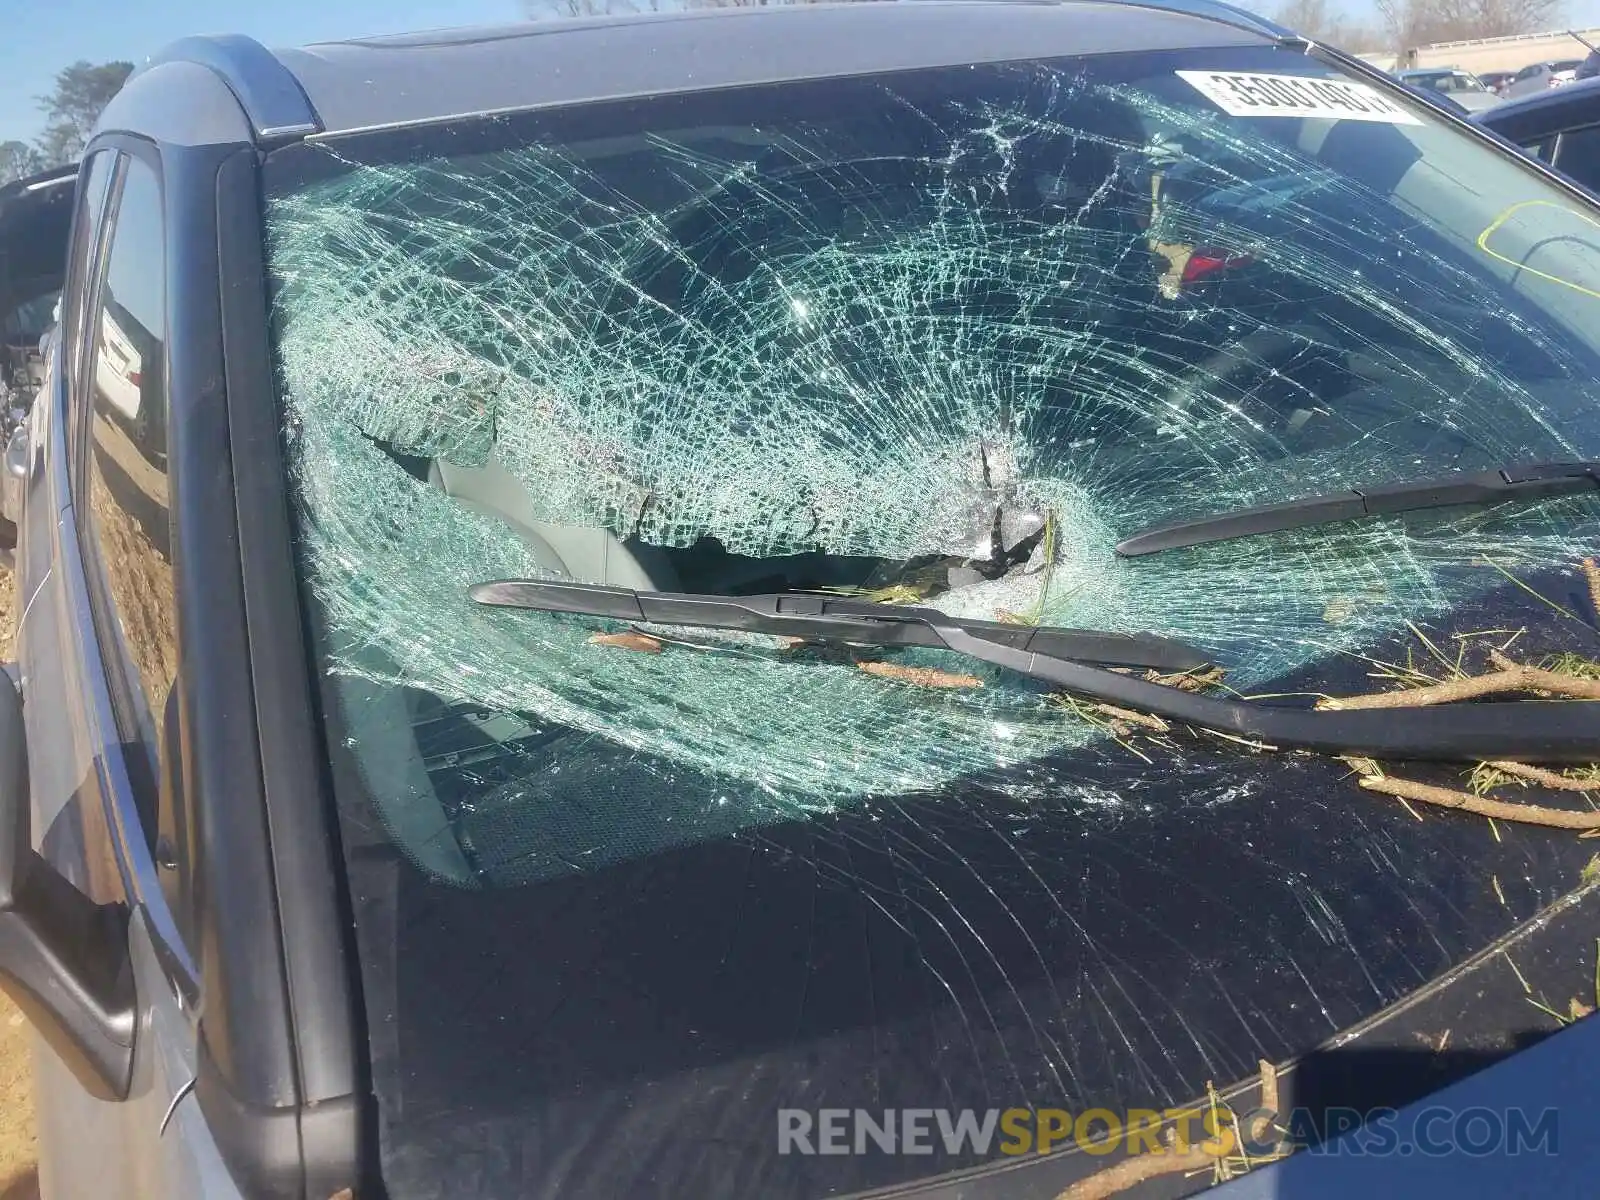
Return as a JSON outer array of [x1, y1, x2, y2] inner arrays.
[[137, 34, 321, 143], [0, 162, 78, 202]]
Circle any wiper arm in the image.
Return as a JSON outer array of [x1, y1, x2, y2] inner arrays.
[[470, 579, 1600, 763], [1116, 462, 1600, 557], [469, 579, 1212, 672]]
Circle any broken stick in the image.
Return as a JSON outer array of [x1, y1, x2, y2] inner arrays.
[[1053, 1144, 1215, 1200], [1093, 704, 1170, 733], [1319, 664, 1600, 709], [857, 661, 983, 689], [1358, 775, 1600, 830], [1485, 760, 1597, 792], [1054, 1060, 1286, 1200], [588, 631, 663, 654]]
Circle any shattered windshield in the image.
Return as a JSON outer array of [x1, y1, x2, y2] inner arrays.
[[266, 44, 1600, 1200]]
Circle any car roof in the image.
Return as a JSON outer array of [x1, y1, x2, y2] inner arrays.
[[0, 162, 78, 211], [0, 163, 78, 302], [254, 1, 1275, 138]]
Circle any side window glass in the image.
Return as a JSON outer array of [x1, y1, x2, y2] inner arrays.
[[1, 292, 60, 340], [1520, 135, 1558, 163], [81, 157, 172, 831], [62, 153, 115, 405], [1553, 125, 1600, 192]]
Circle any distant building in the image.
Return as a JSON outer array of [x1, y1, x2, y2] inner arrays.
[[1363, 27, 1600, 75]]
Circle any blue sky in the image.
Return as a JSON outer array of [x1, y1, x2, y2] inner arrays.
[[9, 0, 1600, 146], [0, 0, 517, 144]]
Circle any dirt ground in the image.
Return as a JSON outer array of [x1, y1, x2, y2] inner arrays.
[[0, 567, 39, 1200]]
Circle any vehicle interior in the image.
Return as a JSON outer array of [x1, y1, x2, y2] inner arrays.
[[0, 168, 76, 407], [402, 85, 1590, 616]]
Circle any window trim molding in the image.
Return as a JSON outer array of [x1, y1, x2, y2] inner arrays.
[[62, 150, 120, 464], [70, 135, 172, 849], [55, 131, 200, 999]]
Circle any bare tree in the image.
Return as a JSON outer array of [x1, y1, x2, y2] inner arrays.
[[524, 0, 1555, 49], [671, 0, 829, 6], [523, 0, 839, 17], [0, 142, 44, 187], [1375, 0, 1564, 47], [1271, 0, 1385, 48], [522, 0, 639, 19]]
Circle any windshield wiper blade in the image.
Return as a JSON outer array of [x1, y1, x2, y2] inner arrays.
[[1116, 462, 1600, 557], [471, 579, 1600, 764], [469, 579, 1213, 672]]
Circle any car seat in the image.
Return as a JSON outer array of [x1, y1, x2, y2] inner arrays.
[[431, 450, 680, 592]]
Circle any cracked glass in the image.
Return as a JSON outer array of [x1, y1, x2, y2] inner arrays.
[[265, 44, 1600, 1200]]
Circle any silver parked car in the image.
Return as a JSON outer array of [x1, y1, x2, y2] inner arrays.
[[1396, 66, 1502, 111], [1502, 58, 1585, 98]]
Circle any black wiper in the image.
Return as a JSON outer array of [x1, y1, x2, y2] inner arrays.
[[1116, 462, 1600, 557], [471, 580, 1600, 763], [469, 579, 1211, 672], [471, 579, 1600, 764]]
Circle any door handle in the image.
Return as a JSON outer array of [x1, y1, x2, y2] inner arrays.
[[1, 423, 28, 534], [4, 424, 28, 482]]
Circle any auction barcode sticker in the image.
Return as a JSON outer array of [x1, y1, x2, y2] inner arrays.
[[1176, 71, 1422, 124]]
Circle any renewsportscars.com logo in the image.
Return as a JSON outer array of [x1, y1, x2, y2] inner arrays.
[[777, 1105, 1559, 1159]]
